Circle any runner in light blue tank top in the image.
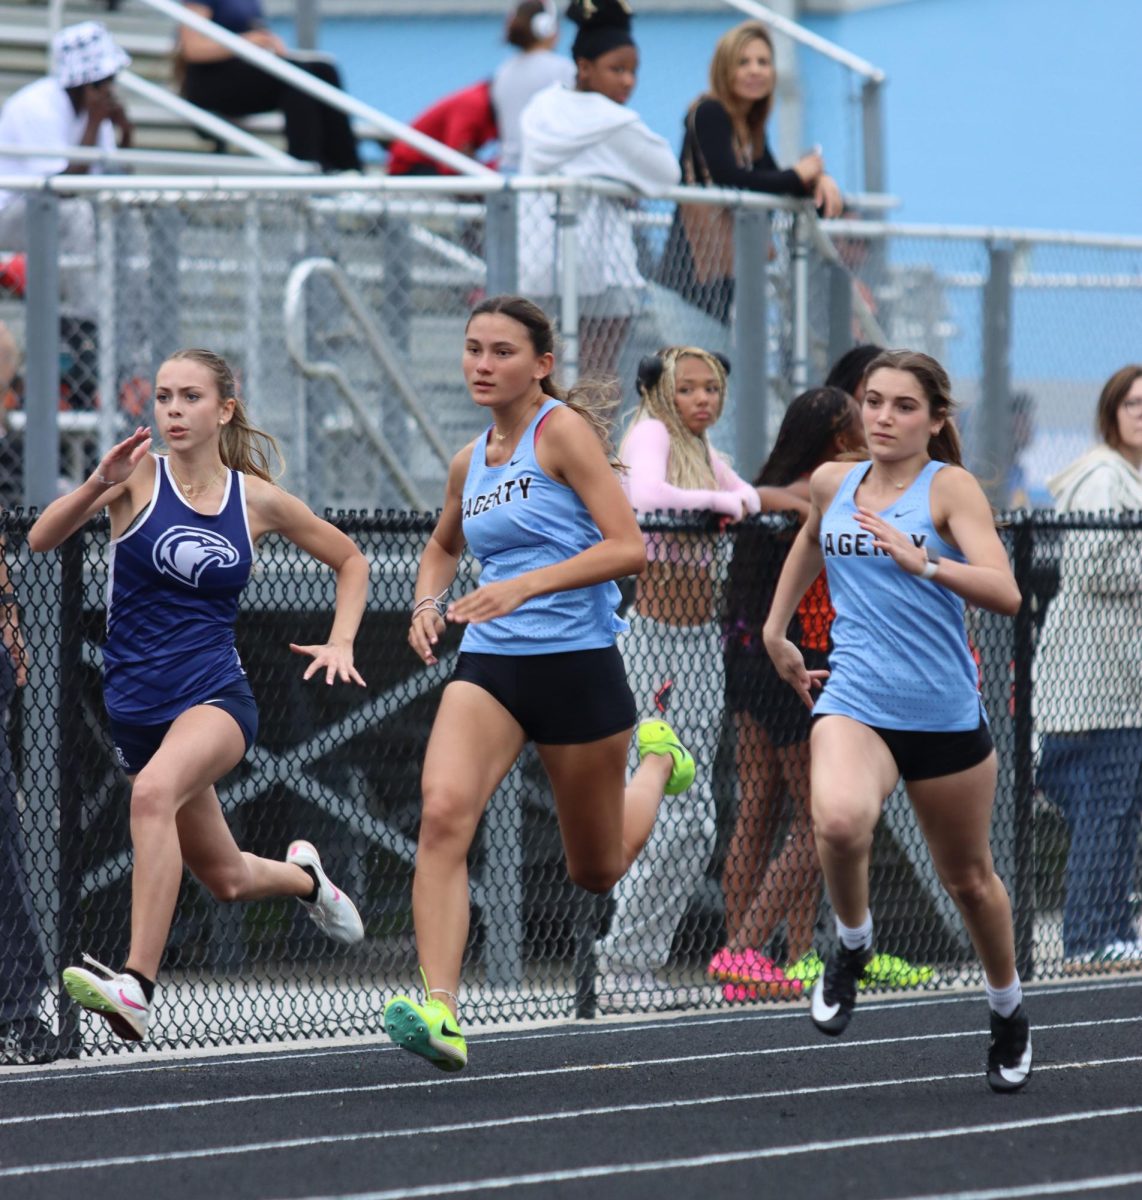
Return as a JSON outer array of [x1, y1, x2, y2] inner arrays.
[[459, 396, 626, 655], [815, 459, 983, 732], [761, 350, 1031, 1093], [388, 296, 697, 1074], [29, 347, 369, 1045]]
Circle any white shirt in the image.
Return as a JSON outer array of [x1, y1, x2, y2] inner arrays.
[[517, 84, 680, 297], [0, 76, 116, 211], [491, 50, 575, 173]]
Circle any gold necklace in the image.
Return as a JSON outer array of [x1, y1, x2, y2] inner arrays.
[[169, 460, 227, 498], [492, 397, 541, 443]]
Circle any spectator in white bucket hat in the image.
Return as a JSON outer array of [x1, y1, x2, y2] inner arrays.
[[0, 22, 134, 324], [51, 20, 132, 89]]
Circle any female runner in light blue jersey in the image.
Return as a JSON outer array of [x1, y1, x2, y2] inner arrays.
[[384, 296, 696, 1072], [763, 350, 1032, 1093], [29, 348, 369, 1044]]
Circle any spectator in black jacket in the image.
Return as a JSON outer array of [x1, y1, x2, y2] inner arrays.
[[665, 20, 842, 321]]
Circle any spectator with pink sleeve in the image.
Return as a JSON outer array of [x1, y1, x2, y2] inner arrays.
[[594, 346, 798, 1008]]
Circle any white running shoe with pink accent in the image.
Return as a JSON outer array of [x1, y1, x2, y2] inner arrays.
[[287, 840, 364, 945], [62, 954, 150, 1042]]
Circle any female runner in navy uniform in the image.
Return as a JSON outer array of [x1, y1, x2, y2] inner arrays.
[[29, 348, 369, 1042], [763, 350, 1032, 1092], [384, 296, 695, 1072]]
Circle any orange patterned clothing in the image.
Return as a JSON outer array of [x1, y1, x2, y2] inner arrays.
[[797, 571, 833, 653]]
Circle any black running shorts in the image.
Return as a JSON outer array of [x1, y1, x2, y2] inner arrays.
[[451, 646, 637, 745]]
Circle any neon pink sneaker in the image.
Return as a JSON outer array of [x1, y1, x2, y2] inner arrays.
[[707, 946, 782, 985], [721, 972, 804, 1002]]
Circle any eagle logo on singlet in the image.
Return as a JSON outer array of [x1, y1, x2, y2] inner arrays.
[[152, 526, 241, 587]]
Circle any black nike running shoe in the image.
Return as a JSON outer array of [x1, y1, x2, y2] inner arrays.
[[987, 1004, 1032, 1092], [809, 944, 874, 1036]]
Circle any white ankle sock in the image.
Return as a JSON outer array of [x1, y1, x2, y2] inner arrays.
[[986, 974, 1022, 1018], [835, 912, 873, 951]]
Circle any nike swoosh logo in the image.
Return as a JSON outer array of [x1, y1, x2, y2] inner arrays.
[[118, 989, 147, 1011], [441, 1022, 462, 1039], [810, 981, 840, 1023], [998, 1040, 1033, 1082]]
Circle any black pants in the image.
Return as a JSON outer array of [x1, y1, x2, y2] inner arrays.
[[182, 56, 361, 171]]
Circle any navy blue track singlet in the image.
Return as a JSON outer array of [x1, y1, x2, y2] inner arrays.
[[103, 455, 254, 724]]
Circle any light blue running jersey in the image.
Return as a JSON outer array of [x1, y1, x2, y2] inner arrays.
[[813, 460, 985, 732], [103, 455, 253, 723], [459, 398, 626, 655]]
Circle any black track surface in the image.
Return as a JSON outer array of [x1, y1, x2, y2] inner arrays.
[[2, 978, 1141, 1200]]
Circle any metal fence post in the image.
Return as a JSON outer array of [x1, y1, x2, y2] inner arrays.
[[790, 210, 811, 394], [485, 189, 519, 298], [56, 532, 86, 1054], [1011, 514, 1036, 980], [861, 78, 886, 197], [732, 206, 770, 473], [556, 185, 580, 385], [24, 190, 61, 511], [96, 197, 119, 458], [295, 0, 319, 51], [980, 240, 1014, 505]]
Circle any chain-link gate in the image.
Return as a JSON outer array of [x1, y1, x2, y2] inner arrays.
[[0, 508, 1138, 1061]]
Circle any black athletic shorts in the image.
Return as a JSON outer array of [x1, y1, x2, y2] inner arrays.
[[452, 646, 637, 745], [724, 642, 829, 748], [108, 678, 259, 775], [812, 713, 994, 782]]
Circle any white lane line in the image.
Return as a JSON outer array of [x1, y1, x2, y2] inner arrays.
[[293, 1106, 1142, 1200], [894, 1173, 1142, 1199], [0, 1055, 1138, 1180], [1, 1018, 1138, 1127], [3, 976, 1140, 1088]]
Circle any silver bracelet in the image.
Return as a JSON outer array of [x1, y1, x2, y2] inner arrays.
[[411, 588, 449, 620], [95, 472, 115, 487]]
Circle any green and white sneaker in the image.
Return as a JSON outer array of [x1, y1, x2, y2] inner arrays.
[[637, 719, 695, 795], [859, 952, 935, 990], [785, 950, 825, 990], [384, 970, 467, 1073]]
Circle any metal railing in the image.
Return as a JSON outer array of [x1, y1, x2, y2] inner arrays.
[[6, 172, 1140, 516], [135, 0, 499, 177], [283, 256, 452, 510]]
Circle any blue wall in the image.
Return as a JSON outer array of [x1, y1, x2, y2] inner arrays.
[[275, 0, 1142, 233]]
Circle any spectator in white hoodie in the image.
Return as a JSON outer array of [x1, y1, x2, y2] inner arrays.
[[1034, 365, 1142, 970], [518, 0, 680, 378]]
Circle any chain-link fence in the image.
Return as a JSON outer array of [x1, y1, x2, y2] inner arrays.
[[5, 177, 1142, 518], [1, 507, 1138, 1062]]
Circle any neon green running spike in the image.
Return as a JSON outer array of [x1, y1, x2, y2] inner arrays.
[[859, 952, 935, 990], [637, 719, 695, 795], [785, 950, 825, 990], [383, 969, 467, 1072]]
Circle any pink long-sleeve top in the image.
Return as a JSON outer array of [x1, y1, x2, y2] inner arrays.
[[621, 418, 759, 566], [622, 418, 760, 517]]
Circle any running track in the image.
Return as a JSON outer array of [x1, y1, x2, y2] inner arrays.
[[1, 978, 1140, 1200]]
